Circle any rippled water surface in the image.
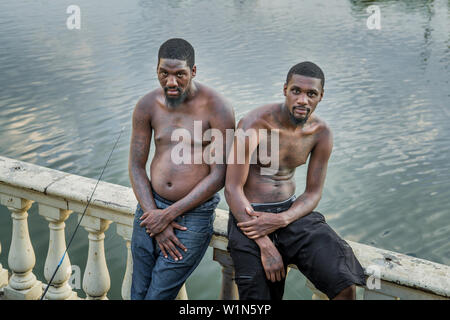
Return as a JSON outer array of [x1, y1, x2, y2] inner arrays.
[[1, 0, 449, 299]]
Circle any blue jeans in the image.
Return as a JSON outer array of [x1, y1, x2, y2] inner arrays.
[[130, 191, 220, 300]]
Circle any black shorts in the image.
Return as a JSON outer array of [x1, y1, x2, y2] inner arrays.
[[227, 196, 366, 300]]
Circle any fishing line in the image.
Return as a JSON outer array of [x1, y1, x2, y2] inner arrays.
[[40, 126, 125, 300]]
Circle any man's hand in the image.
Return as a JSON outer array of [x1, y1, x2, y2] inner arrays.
[[237, 207, 286, 239], [257, 237, 286, 282], [151, 221, 188, 261], [139, 208, 173, 236]]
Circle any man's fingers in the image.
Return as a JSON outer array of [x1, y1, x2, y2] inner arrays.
[[276, 269, 282, 282], [158, 237, 182, 261], [244, 231, 259, 238], [277, 263, 286, 281], [240, 225, 256, 232], [270, 270, 276, 283], [264, 266, 285, 282], [165, 244, 179, 261], [170, 235, 187, 252], [165, 240, 182, 261], [264, 267, 278, 282], [139, 212, 149, 220], [171, 222, 187, 231], [158, 243, 168, 259], [237, 220, 255, 228], [245, 207, 258, 216], [161, 241, 177, 261]]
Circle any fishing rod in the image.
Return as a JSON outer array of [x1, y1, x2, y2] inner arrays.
[[40, 126, 125, 300]]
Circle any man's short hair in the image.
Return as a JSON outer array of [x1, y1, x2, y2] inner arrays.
[[158, 38, 195, 69], [286, 61, 325, 90]]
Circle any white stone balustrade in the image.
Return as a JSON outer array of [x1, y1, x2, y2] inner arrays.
[[116, 223, 133, 300], [0, 195, 42, 300], [39, 204, 77, 300], [81, 215, 111, 300], [0, 155, 449, 300]]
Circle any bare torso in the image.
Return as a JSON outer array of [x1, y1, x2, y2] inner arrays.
[[243, 103, 326, 203], [147, 83, 221, 201]]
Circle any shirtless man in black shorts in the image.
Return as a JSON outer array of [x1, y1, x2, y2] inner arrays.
[[225, 61, 366, 300]]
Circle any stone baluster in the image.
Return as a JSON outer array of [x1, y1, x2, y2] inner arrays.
[[0, 195, 42, 299], [116, 223, 133, 300], [121, 240, 133, 300], [213, 248, 239, 300], [38, 204, 77, 300], [81, 215, 111, 300], [0, 241, 9, 289]]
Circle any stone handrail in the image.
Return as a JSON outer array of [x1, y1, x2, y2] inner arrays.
[[0, 155, 448, 300]]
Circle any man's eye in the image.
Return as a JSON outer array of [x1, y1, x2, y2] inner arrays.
[[308, 92, 316, 97], [161, 71, 168, 76], [292, 89, 300, 94], [177, 73, 183, 78]]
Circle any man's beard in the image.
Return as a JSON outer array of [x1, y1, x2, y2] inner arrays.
[[291, 107, 311, 126], [164, 87, 188, 108]]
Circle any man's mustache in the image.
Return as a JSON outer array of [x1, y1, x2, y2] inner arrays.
[[293, 106, 311, 113], [164, 87, 182, 94]]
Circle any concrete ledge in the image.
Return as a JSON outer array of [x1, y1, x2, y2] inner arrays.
[[0, 155, 449, 299]]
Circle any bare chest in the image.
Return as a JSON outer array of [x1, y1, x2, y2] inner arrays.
[[281, 134, 315, 167], [152, 112, 211, 148], [258, 131, 316, 169]]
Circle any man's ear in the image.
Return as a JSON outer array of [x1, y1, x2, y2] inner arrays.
[[319, 88, 324, 102], [156, 58, 161, 74], [283, 83, 287, 96], [191, 65, 197, 78]]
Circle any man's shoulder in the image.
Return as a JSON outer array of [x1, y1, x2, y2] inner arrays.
[[311, 115, 332, 137], [138, 89, 162, 106], [197, 83, 231, 110], [196, 83, 234, 125], [238, 103, 280, 130], [307, 115, 333, 151], [134, 89, 163, 114]]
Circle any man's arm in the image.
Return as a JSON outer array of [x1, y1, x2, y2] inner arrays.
[[224, 119, 258, 223], [279, 127, 333, 225], [128, 97, 157, 212], [224, 119, 286, 283], [129, 97, 187, 261]]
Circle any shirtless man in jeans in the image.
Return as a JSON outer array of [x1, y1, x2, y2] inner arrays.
[[225, 61, 366, 300], [129, 38, 235, 299]]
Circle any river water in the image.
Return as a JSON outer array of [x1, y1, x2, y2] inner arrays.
[[0, 0, 449, 299]]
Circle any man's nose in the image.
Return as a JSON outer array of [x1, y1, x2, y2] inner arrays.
[[296, 93, 308, 105], [166, 75, 178, 87]]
